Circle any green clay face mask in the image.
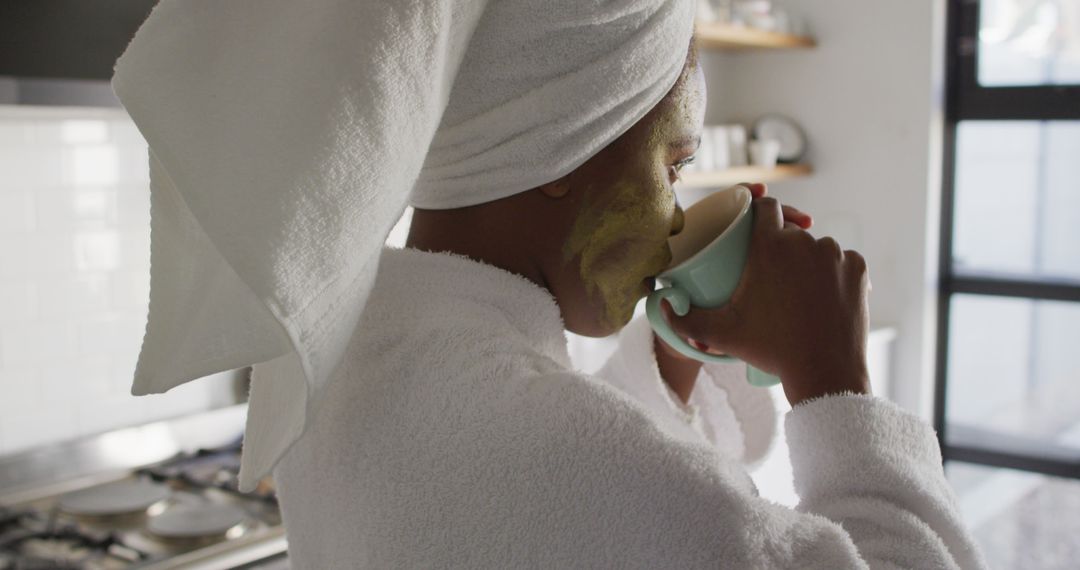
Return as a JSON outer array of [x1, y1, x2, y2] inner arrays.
[[562, 175, 675, 330], [561, 56, 704, 332]]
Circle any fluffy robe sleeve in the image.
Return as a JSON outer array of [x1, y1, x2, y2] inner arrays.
[[586, 317, 987, 568], [526, 373, 987, 568]]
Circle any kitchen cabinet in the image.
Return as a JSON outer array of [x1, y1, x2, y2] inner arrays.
[[0, 0, 156, 81], [0, 0, 156, 106]]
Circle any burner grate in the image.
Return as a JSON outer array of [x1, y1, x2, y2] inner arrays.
[[0, 526, 144, 569]]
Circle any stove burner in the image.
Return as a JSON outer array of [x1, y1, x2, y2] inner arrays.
[[139, 436, 277, 501], [2, 432, 283, 568], [17, 535, 95, 568], [147, 504, 247, 540], [0, 526, 140, 569], [57, 480, 171, 517], [0, 508, 32, 535]]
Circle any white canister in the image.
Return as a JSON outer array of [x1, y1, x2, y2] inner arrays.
[[749, 138, 781, 168], [707, 0, 733, 24], [772, 8, 790, 34], [708, 125, 730, 170], [727, 125, 748, 167]]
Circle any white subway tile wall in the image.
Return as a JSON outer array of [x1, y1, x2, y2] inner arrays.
[[0, 107, 236, 457]]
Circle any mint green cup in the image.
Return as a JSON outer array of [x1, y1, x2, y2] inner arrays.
[[645, 185, 781, 388]]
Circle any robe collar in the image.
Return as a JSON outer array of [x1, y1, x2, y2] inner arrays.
[[380, 247, 573, 369]]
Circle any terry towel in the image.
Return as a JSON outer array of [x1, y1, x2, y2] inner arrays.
[[110, 0, 696, 490]]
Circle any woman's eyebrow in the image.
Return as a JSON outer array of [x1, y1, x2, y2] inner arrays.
[[668, 135, 701, 151]]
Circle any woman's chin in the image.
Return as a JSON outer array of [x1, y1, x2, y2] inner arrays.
[[600, 302, 640, 336]]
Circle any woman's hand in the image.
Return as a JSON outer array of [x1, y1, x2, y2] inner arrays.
[[660, 194, 871, 407], [654, 183, 821, 404], [741, 182, 812, 231], [657, 181, 812, 363], [656, 180, 812, 362]]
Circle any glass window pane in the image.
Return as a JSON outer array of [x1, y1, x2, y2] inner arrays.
[[946, 461, 1080, 569], [946, 294, 1080, 456], [953, 121, 1080, 281], [1041, 123, 1080, 277], [979, 0, 1080, 86]]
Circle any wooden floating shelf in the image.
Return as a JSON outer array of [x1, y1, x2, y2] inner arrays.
[[678, 164, 812, 189], [695, 22, 816, 50]]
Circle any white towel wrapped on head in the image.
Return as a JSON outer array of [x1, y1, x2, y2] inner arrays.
[[111, 0, 696, 490]]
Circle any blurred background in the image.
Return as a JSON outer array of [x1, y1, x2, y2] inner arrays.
[[1, 0, 1078, 568]]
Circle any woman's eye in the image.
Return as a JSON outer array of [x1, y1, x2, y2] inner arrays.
[[669, 155, 697, 180]]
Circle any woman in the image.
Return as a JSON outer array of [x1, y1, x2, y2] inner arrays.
[[112, 0, 986, 567]]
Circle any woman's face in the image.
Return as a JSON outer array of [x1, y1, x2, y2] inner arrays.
[[551, 56, 705, 337]]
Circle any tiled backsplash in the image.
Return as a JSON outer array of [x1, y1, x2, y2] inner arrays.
[[0, 106, 237, 457]]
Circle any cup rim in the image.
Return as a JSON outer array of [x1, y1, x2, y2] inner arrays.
[[660, 185, 753, 277]]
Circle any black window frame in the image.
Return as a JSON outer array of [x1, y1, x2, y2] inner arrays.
[[936, 0, 1080, 480]]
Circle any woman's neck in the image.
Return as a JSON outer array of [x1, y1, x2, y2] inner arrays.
[[404, 206, 550, 294]]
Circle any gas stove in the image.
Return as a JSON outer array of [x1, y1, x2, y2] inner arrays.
[[0, 406, 287, 569]]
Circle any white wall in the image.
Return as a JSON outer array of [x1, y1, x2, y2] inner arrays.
[[698, 0, 948, 418], [0, 106, 238, 456]]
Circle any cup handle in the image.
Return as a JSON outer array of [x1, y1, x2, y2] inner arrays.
[[645, 287, 781, 387]]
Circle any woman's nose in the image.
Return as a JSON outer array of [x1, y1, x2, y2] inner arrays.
[[670, 206, 685, 236]]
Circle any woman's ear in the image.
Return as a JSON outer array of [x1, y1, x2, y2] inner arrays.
[[538, 177, 571, 199]]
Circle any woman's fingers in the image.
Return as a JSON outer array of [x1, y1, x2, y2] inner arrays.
[[660, 298, 736, 356], [739, 182, 812, 230], [753, 196, 785, 233], [782, 204, 813, 229], [739, 182, 767, 199]]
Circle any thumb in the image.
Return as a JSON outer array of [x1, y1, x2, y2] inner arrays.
[[660, 299, 740, 356]]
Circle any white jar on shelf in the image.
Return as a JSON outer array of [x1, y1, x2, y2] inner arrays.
[[726, 124, 749, 167], [709, 125, 731, 170], [705, 0, 733, 24], [749, 138, 781, 168]]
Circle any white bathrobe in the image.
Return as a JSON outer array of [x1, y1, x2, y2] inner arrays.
[[273, 247, 987, 569]]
